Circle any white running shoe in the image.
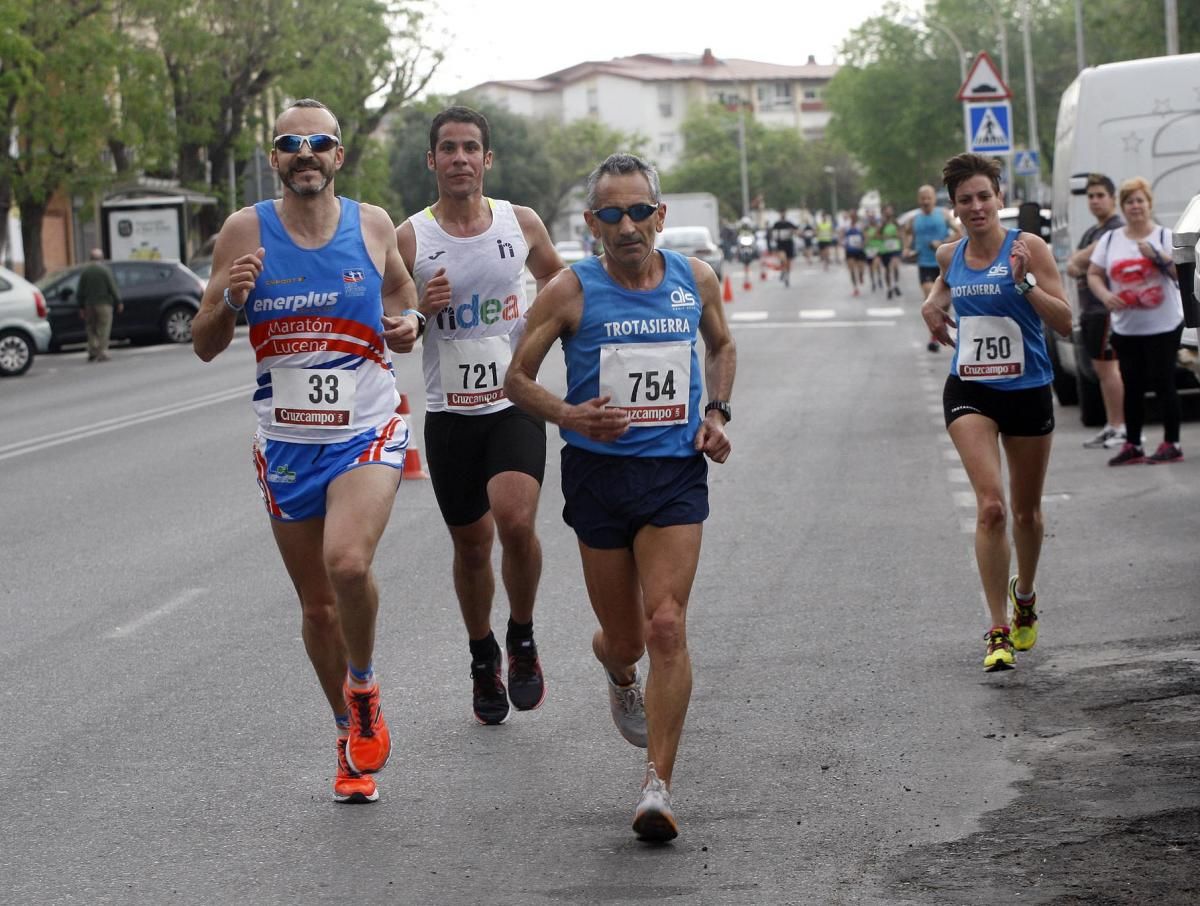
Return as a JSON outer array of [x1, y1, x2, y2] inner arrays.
[[633, 763, 678, 842], [1104, 427, 1128, 449], [606, 666, 648, 748]]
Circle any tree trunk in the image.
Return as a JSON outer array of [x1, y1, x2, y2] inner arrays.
[[18, 198, 47, 282], [0, 178, 11, 269]]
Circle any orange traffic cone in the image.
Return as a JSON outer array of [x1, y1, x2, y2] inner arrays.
[[723, 274, 734, 303], [397, 392, 411, 415], [403, 444, 429, 480]]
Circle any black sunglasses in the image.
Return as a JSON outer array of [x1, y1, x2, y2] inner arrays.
[[272, 133, 340, 154], [591, 203, 659, 225]]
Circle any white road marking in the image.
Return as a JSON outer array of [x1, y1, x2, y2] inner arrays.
[[799, 309, 837, 319], [731, 320, 896, 329], [867, 307, 905, 317], [948, 468, 969, 483], [729, 311, 770, 322], [0, 385, 253, 462], [105, 588, 206, 639]]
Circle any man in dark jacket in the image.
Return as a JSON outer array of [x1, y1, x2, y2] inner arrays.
[[78, 248, 122, 362]]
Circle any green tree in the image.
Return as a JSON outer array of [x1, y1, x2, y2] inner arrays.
[[664, 103, 862, 220], [7, 3, 115, 279]]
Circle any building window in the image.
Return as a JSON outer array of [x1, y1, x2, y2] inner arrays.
[[804, 88, 821, 100], [756, 81, 794, 109], [659, 135, 675, 155], [587, 86, 598, 115], [658, 84, 673, 118]]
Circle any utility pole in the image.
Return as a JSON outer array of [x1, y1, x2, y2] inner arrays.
[[737, 99, 750, 220], [1166, 0, 1179, 54], [1021, 0, 1040, 203], [1075, 0, 1086, 71]]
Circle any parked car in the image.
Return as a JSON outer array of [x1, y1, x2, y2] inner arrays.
[[40, 259, 205, 350], [0, 265, 51, 376], [553, 239, 588, 265], [656, 226, 724, 279], [187, 256, 213, 286]]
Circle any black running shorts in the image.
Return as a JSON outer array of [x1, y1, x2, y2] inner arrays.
[[560, 445, 709, 550], [425, 406, 546, 526], [943, 375, 1055, 437], [918, 265, 941, 286]]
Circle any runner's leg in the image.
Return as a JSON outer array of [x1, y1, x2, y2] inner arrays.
[[323, 464, 403, 672], [271, 516, 349, 713], [1002, 434, 1053, 596], [949, 415, 1010, 627], [631, 523, 701, 786], [488, 471, 543, 624]]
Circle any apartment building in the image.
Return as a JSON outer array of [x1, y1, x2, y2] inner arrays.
[[471, 48, 838, 172]]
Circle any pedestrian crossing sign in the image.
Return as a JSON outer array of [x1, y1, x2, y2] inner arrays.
[[1013, 149, 1040, 175], [965, 101, 1012, 154]]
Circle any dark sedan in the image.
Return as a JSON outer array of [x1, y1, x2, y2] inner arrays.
[[40, 260, 205, 349]]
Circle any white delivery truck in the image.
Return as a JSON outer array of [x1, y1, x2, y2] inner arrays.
[[1048, 53, 1200, 424], [661, 193, 721, 242]]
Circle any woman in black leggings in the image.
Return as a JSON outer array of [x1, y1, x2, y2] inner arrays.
[[1086, 177, 1185, 465]]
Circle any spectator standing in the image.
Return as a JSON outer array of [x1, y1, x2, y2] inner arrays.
[[77, 248, 123, 362]]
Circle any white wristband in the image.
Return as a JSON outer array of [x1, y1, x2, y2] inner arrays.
[[223, 287, 245, 313]]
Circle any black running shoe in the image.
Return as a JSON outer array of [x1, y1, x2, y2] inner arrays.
[[470, 652, 509, 725], [506, 635, 547, 711]]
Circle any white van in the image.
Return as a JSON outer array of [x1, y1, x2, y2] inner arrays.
[[1049, 53, 1200, 425]]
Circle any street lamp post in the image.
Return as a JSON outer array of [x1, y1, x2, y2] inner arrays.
[[1021, 0, 1040, 202], [823, 165, 837, 216], [925, 18, 968, 84]]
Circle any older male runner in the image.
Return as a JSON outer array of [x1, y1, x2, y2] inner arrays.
[[193, 98, 423, 804], [505, 153, 736, 842]]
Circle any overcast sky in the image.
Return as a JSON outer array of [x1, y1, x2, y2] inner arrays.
[[422, 0, 888, 96]]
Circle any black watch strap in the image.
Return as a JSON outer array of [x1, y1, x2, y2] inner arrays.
[[704, 400, 732, 423]]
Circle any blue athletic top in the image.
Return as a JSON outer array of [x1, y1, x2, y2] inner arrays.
[[843, 225, 865, 252], [946, 229, 1051, 390], [563, 250, 703, 457], [246, 197, 398, 442], [912, 210, 952, 267]]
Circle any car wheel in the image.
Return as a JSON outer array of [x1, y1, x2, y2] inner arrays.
[[160, 304, 196, 344], [0, 328, 35, 377]]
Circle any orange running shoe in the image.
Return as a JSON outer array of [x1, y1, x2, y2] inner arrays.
[[343, 681, 392, 774], [333, 737, 378, 804]]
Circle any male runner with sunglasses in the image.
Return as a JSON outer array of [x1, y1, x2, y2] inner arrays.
[[193, 98, 423, 804], [395, 106, 564, 726], [505, 153, 736, 842]]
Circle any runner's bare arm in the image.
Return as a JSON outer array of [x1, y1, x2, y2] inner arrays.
[[1012, 232, 1071, 337], [920, 242, 959, 347], [514, 205, 566, 292], [693, 260, 735, 464], [505, 272, 630, 442], [193, 207, 262, 362], [361, 204, 419, 353]]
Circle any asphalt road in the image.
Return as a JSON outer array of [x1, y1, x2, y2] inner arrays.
[[1, 255, 1197, 905]]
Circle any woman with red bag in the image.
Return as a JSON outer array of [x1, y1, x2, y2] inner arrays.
[[1087, 177, 1185, 465]]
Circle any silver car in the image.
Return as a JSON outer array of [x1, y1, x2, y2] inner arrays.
[[0, 265, 51, 377], [656, 226, 724, 280]]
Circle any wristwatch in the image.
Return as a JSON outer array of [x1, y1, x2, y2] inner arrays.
[[1015, 271, 1038, 295], [704, 400, 732, 423], [402, 308, 427, 338]]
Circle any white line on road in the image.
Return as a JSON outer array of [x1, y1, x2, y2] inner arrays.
[[729, 311, 770, 322], [731, 320, 897, 329], [866, 307, 905, 317], [0, 385, 253, 462], [105, 588, 206, 639], [799, 309, 837, 319]]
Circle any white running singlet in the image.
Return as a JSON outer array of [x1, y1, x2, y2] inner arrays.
[[407, 199, 531, 414]]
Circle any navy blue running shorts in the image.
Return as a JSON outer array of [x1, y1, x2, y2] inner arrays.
[[425, 406, 546, 526], [943, 375, 1055, 437], [560, 445, 709, 550], [918, 265, 941, 286]]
